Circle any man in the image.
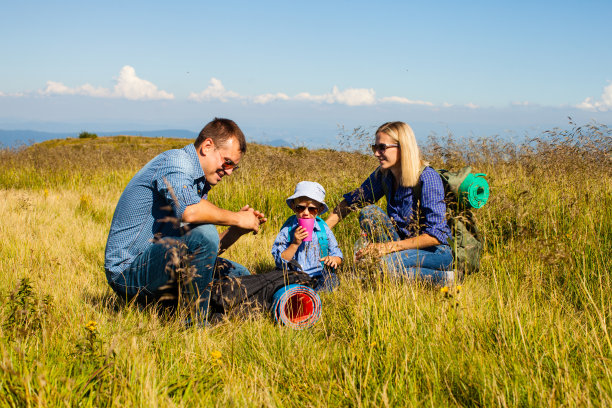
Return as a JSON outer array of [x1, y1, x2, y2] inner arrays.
[[104, 118, 266, 317]]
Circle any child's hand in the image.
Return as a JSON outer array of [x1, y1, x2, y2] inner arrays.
[[321, 256, 341, 269], [292, 226, 309, 246]]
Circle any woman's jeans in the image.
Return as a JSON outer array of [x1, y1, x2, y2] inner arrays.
[[108, 224, 249, 315], [359, 205, 454, 284]]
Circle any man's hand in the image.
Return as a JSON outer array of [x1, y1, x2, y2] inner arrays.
[[292, 226, 308, 246], [321, 256, 342, 269], [355, 243, 390, 260], [219, 205, 267, 254], [233, 205, 267, 234]]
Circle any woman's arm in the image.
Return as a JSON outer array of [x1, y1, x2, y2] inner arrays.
[[327, 168, 387, 228], [325, 199, 353, 228], [356, 168, 448, 260], [355, 233, 440, 260]]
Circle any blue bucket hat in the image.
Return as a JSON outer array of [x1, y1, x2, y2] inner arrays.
[[286, 181, 329, 215]]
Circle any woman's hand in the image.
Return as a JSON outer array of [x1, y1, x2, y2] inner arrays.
[[292, 226, 309, 246], [320, 256, 342, 269], [354, 234, 440, 261], [355, 243, 391, 260]]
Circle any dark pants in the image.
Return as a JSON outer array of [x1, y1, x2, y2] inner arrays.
[[109, 224, 250, 315]]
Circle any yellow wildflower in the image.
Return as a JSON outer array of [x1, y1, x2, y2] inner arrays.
[[85, 320, 97, 332], [210, 350, 222, 360], [440, 286, 449, 294]]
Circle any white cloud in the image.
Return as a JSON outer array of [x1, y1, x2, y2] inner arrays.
[[38, 66, 174, 100], [35, 71, 440, 107], [0, 90, 23, 97], [293, 92, 329, 103], [281, 86, 377, 106], [252, 92, 290, 104], [190, 81, 378, 106], [40, 81, 111, 97], [379, 96, 434, 106], [577, 82, 612, 112], [113, 66, 174, 100], [465, 102, 479, 109], [289, 86, 376, 106], [188, 78, 243, 102], [329, 86, 376, 106], [511, 101, 530, 106], [295, 86, 377, 106]]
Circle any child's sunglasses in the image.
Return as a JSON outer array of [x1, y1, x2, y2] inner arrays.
[[295, 205, 319, 214]]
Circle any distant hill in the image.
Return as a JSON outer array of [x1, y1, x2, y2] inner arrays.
[[0, 130, 74, 146], [0, 129, 292, 148], [266, 139, 292, 147], [0, 129, 200, 147], [101, 129, 198, 139]]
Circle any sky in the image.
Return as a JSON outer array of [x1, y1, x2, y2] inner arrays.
[[1, 0, 611, 146]]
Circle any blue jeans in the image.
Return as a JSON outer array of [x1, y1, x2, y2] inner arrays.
[[109, 224, 250, 314], [359, 205, 454, 284]]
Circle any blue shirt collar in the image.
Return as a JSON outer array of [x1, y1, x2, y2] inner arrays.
[[184, 144, 206, 181]]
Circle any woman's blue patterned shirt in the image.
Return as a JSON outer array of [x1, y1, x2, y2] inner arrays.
[[343, 166, 451, 245]]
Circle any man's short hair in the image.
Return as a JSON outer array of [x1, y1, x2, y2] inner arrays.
[[194, 118, 247, 153]]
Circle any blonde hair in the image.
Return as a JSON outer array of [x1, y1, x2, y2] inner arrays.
[[376, 121, 424, 187]]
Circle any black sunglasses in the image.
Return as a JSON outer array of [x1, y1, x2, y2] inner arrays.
[[221, 158, 239, 171], [295, 205, 319, 214], [213, 145, 239, 170], [371, 143, 399, 153]]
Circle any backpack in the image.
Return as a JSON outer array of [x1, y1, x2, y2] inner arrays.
[[208, 268, 315, 318], [281, 215, 329, 269], [414, 166, 488, 278], [377, 165, 488, 279]]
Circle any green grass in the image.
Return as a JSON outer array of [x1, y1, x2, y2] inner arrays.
[[0, 124, 610, 406]]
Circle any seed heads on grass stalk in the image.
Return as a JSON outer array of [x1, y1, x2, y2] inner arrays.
[[152, 178, 207, 324], [0, 122, 610, 405], [440, 285, 462, 309]]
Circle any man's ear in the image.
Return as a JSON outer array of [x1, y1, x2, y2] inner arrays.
[[199, 138, 214, 154]]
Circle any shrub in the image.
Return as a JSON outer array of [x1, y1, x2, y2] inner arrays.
[[78, 131, 98, 139]]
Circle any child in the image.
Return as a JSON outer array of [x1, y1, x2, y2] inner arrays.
[[271, 181, 343, 292]]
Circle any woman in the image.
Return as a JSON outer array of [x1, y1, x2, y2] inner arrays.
[[326, 121, 454, 283]]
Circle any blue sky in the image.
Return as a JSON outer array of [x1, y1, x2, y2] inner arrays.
[[1, 0, 611, 146]]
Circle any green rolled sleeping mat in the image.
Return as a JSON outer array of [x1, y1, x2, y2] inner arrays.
[[458, 172, 489, 209]]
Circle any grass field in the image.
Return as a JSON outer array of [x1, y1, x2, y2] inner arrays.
[[0, 122, 610, 406]]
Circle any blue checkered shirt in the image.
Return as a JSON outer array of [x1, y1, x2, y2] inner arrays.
[[343, 166, 451, 245], [104, 144, 210, 282]]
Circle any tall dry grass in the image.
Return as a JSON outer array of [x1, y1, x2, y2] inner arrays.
[[0, 122, 610, 406]]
